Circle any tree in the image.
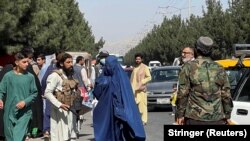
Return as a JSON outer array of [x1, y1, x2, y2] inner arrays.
[[125, 0, 243, 64], [0, 0, 98, 55]]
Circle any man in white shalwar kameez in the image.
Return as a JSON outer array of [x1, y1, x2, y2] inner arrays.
[[44, 53, 77, 141]]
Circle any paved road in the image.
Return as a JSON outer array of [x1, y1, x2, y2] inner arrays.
[[145, 107, 174, 141], [31, 111, 94, 141], [31, 107, 173, 141]]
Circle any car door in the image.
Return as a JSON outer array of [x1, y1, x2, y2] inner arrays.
[[231, 69, 250, 124]]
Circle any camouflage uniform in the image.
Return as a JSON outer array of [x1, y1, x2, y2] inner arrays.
[[176, 56, 233, 121]]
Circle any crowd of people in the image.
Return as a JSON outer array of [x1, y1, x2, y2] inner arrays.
[[0, 36, 235, 141], [0, 47, 148, 141]]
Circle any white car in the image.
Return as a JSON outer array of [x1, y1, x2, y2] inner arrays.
[[148, 60, 161, 71], [230, 69, 250, 124]]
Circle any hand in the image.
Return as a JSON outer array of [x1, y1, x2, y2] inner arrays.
[[226, 119, 236, 125], [177, 117, 185, 125], [60, 104, 70, 111], [88, 84, 93, 88], [16, 101, 26, 109], [0, 100, 3, 109]]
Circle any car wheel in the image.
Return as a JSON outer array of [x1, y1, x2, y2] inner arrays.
[[148, 105, 155, 112]]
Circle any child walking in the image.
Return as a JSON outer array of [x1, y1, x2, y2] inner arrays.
[[170, 83, 177, 122]]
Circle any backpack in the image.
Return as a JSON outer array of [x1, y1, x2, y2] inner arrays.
[[53, 70, 83, 110]]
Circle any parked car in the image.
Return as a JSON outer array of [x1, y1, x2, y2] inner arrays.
[[231, 67, 250, 124], [147, 66, 181, 110], [148, 60, 161, 71]]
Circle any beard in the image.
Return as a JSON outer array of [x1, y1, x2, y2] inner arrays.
[[62, 66, 74, 79], [135, 61, 141, 66], [182, 57, 192, 63]]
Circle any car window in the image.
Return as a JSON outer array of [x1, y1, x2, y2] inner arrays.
[[226, 70, 242, 90], [151, 68, 179, 82], [235, 75, 250, 102]]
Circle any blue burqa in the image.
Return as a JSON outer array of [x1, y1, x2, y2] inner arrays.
[[93, 55, 146, 141]]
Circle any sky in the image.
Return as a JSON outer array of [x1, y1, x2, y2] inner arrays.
[[76, 0, 229, 55]]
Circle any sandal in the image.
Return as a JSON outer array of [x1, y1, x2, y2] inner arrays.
[[43, 131, 50, 138], [25, 136, 30, 141]]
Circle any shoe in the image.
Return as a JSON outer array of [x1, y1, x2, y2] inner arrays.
[[143, 122, 147, 126], [43, 131, 50, 138], [25, 136, 30, 141], [25, 133, 31, 141]]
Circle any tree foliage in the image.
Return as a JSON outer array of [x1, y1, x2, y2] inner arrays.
[[125, 0, 250, 65], [0, 0, 103, 55]]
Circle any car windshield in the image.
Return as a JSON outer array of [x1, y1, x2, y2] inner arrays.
[[151, 68, 179, 82]]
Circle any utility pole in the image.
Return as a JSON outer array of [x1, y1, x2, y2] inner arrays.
[[159, 6, 183, 28], [188, 0, 191, 19], [159, 6, 182, 19]]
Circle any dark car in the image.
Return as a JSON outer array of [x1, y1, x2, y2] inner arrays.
[[147, 66, 181, 110]]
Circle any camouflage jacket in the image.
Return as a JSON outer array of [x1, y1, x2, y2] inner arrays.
[[176, 56, 233, 121]]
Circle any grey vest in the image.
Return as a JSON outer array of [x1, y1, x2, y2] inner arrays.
[[73, 64, 84, 87]]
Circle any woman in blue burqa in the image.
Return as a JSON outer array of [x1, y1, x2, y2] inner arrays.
[[93, 55, 146, 141]]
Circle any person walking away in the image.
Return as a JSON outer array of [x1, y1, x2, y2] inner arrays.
[[0, 52, 38, 141], [176, 36, 234, 125], [44, 53, 78, 141], [130, 53, 151, 125], [93, 55, 146, 141]]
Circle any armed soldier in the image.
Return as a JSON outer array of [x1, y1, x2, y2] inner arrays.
[[176, 36, 234, 125], [44, 53, 79, 140]]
